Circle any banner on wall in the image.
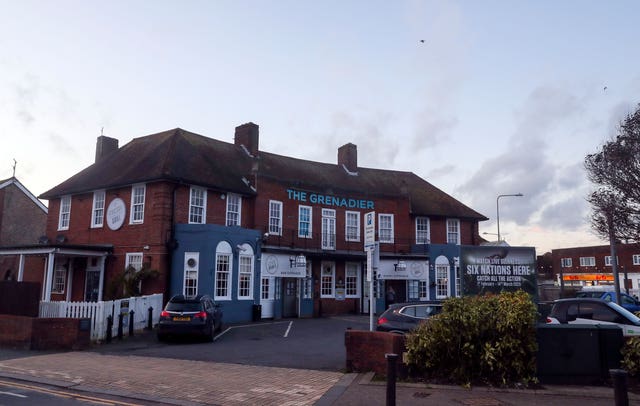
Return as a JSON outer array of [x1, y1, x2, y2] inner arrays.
[[376, 259, 429, 280], [460, 246, 537, 296], [260, 254, 307, 278]]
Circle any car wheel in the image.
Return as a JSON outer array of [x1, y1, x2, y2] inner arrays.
[[206, 323, 215, 342]]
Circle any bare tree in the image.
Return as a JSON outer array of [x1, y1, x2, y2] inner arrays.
[[585, 104, 640, 243]]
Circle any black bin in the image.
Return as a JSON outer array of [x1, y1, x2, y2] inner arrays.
[[252, 304, 262, 321]]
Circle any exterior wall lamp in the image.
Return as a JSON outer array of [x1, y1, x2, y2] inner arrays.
[[290, 254, 307, 269]]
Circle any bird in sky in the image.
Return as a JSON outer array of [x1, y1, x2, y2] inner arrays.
[[420, 39, 425, 43]]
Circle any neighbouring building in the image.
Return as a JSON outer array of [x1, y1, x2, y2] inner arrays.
[[0, 177, 48, 281], [551, 244, 640, 297], [0, 123, 490, 323]]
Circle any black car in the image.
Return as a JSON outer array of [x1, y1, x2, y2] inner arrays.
[[158, 294, 223, 341], [376, 301, 442, 333]]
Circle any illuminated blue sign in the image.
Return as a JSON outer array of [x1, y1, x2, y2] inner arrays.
[[286, 189, 374, 210]]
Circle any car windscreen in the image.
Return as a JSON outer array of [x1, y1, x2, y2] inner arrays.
[[166, 302, 201, 312], [608, 301, 640, 324], [576, 292, 603, 298]]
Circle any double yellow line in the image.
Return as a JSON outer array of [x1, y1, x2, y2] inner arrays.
[[0, 379, 142, 405]]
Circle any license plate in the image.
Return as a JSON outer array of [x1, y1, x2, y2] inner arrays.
[[173, 316, 190, 321]]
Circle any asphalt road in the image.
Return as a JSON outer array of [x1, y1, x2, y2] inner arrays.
[[92, 315, 372, 371]]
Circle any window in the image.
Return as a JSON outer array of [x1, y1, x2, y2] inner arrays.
[[379, 214, 394, 243], [435, 256, 450, 299], [634, 255, 640, 266], [189, 187, 207, 224], [91, 191, 105, 228], [215, 242, 232, 300], [303, 263, 313, 299], [561, 258, 573, 267], [238, 245, 254, 300], [446, 219, 460, 244], [269, 200, 283, 235], [261, 277, 272, 300], [226, 194, 241, 226], [454, 260, 461, 297], [184, 253, 199, 298], [408, 280, 428, 300], [130, 184, 145, 224], [52, 263, 67, 294], [58, 196, 71, 230], [322, 209, 336, 250], [321, 262, 335, 298], [298, 205, 312, 238], [416, 217, 430, 244], [345, 262, 359, 297], [579, 257, 595, 267], [605, 256, 618, 266], [125, 252, 143, 294], [345, 211, 360, 242]]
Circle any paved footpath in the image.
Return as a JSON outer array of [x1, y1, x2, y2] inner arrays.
[[0, 352, 342, 405]]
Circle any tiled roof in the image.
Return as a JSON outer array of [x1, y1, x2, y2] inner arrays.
[[40, 128, 487, 220]]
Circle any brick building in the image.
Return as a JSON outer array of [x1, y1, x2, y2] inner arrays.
[[0, 177, 48, 281], [1, 123, 488, 323], [551, 244, 640, 296]]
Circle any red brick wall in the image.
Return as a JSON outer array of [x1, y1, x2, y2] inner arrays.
[[345, 330, 407, 376], [0, 316, 90, 350], [0, 183, 46, 246]]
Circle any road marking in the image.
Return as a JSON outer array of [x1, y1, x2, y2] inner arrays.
[[284, 321, 293, 337], [214, 320, 291, 341], [0, 379, 142, 405], [0, 390, 27, 398]]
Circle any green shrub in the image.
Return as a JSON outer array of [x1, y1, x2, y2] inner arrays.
[[622, 311, 640, 376], [405, 290, 538, 387]]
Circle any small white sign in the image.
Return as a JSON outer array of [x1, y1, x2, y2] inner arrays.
[[364, 211, 375, 250], [106, 198, 126, 230]]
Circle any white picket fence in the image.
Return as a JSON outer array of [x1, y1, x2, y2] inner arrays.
[[39, 293, 164, 341]]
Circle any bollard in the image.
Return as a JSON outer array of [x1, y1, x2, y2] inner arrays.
[[610, 369, 629, 406], [106, 315, 113, 343], [117, 313, 124, 340], [385, 353, 398, 406], [129, 310, 135, 336], [146, 306, 153, 330]]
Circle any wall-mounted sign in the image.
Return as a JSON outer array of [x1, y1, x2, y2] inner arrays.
[[286, 188, 374, 210], [563, 274, 614, 281], [106, 198, 126, 230], [376, 259, 428, 280], [261, 254, 306, 278]]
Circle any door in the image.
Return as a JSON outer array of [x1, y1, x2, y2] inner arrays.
[[283, 278, 298, 318], [260, 277, 275, 318], [84, 270, 101, 302]]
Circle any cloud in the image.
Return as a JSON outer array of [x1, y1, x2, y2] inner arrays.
[[539, 195, 590, 229]]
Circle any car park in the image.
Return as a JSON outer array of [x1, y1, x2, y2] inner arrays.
[[575, 287, 640, 312], [546, 297, 640, 337], [376, 301, 442, 334], [157, 294, 223, 341]]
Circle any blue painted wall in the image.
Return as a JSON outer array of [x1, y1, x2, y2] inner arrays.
[[428, 244, 461, 298], [172, 224, 262, 324]]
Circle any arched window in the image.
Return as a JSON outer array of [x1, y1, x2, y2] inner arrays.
[[238, 244, 254, 300], [435, 255, 450, 299], [215, 241, 233, 300]]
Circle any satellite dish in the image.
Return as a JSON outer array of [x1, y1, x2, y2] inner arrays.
[[55, 234, 67, 244], [38, 235, 49, 244]]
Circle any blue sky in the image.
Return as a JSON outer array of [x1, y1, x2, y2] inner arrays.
[[1, 1, 639, 254]]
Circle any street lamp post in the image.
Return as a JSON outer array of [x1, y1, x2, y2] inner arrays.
[[496, 193, 523, 241]]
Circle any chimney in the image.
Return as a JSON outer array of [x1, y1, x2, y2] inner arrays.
[[234, 122, 259, 156], [95, 136, 119, 163], [338, 143, 357, 173]]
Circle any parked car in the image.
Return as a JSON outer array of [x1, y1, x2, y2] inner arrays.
[[575, 287, 640, 312], [546, 297, 640, 337], [376, 301, 442, 334], [158, 294, 223, 341]]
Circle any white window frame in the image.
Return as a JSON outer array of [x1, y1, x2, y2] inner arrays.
[[130, 184, 146, 224], [633, 255, 640, 266], [605, 256, 619, 266], [298, 205, 313, 238], [184, 252, 199, 298], [416, 217, 430, 244], [226, 193, 242, 226], [261, 277, 273, 300], [378, 214, 394, 243], [215, 242, 232, 300], [322, 208, 336, 250], [446, 219, 460, 245], [58, 195, 71, 231], [561, 258, 572, 268], [91, 190, 105, 228], [52, 263, 67, 294], [125, 253, 143, 272], [320, 262, 335, 298], [189, 187, 207, 224], [238, 245, 254, 300], [435, 257, 450, 299], [345, 211, 360, 242], [268, 200, 283, 236], [345, 262, 360, 298], [579, 256, 595, 267], [303, 262, 313, 299]]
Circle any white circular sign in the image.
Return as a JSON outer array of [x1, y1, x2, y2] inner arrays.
[[106, 198, 126, 230]]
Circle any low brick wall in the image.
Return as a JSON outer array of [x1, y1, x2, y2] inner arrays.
[[0, 315, 91, 350], [345, 330, 407, 377]]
